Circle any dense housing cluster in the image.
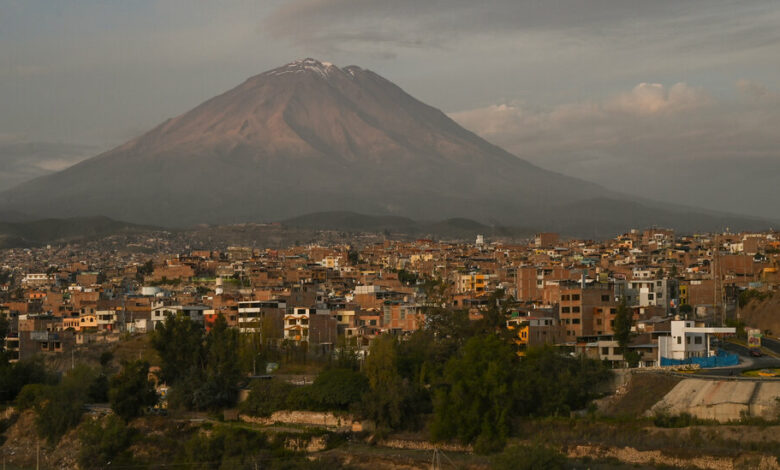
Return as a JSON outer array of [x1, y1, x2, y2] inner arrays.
[[2, 228, 777, 367]]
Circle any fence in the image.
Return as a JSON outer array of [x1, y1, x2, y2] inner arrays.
[[659, 350, 739, 368]]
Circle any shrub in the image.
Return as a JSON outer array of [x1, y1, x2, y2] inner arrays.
[[78, 414, 136, 470], [654, 412, 696, 428], [240, 379, 295, 417], [308, 368, 367, 411], [34, 382, 86, 443], [491, 444, 566, 470], [15, 383, 51, 410], [109, 360, 158, 421]]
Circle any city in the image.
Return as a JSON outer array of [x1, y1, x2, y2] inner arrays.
[[1, 227, 779, 468], [2, 1, 780, 468]]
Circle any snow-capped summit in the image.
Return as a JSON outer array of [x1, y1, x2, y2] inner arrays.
[[267, 58, 339, 79], [7, 58, 718, 235]]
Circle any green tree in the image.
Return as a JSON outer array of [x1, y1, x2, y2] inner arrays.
[[199, 315, 241, 409], [347, 247, 360, 265], [178, 426, 269, 470], [477, 289, 514, 338], [308, 368, 368, 411], [109, 360, 158, 421], [361, 335, 408, 430], [514, 346, 611, 417], [0, 357, 55, 402], [239, 379, 294, 417], [150, 314, 205, 384], [613, 298, 633, 362], [430, 334, 517, 454], [33, 366, 98, 443], [78, 414, 136, 470], [0, 314, 8, 358]]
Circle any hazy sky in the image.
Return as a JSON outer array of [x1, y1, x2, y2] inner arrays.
[[1, 0, 779, 218]]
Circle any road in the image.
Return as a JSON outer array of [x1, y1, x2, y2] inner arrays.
[[694, 341, 780, 377], [762, 337, 780, 355]]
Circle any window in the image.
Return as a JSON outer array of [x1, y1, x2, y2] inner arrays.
[[572, 294, 581, 301], [572, 306, 580, 313], [610, 308, 617, 314], [601, 295, 610, 301], [601, 347, 609, 355], [677, 336, 681, 344], [561, 295, 570, 301], [572, 318, 580, 324], [694, 336, 702, 345], [686, 336, 690, 344], [562, 307, 570, 313], [597, 319, 602, 325]]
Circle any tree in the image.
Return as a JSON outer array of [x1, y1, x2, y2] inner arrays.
[[361, 335, 408, 430], [613, 298, 633, 363], [109, 360, 158, 421], [0, 314, 8, 358], [150, 314, 205, 384], [514, 346, 611, 417], [679, 303, 693, 317], [239, 379, 294, 417], [0, 357, 55, 402], [33, 366, 98, 443], [199, 315, 241, 409], [308, 368, 368, 411], [430, 334, 517, 453], [78, 414, 136, 470], [151, 314, 244, 411], [477, 289, 512, 335], [347, 247, 360, 265]]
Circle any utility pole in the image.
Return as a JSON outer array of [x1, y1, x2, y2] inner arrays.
[[36, 438, 39, 470]]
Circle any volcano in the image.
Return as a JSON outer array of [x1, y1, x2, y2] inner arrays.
[[0, 59, 771, 234]]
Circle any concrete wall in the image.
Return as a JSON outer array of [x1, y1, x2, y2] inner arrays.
[[650, 379, 780, 422]]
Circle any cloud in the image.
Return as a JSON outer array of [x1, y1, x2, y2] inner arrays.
[[0, 140, 98, 190], [265, 0, 780, 57], [450, 81, 780, 218], [736, 79, 780, 103], [608, 83, 710, 115]]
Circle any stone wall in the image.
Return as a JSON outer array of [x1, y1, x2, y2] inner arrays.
[[240, 410, 354, 430]]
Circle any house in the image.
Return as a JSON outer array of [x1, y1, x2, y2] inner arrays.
[[658, 320, 735, 365], [236, 300, 285, 335], [283, 307, 337, 346]]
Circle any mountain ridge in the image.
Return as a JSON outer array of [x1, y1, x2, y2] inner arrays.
[[0, 58, 773, 234]]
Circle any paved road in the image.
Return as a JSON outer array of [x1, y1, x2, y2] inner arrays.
[[762, 337, 780, 355], [694, 341, 780, 377]]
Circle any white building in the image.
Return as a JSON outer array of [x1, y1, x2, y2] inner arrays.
[[658, 320, 735, 361]]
